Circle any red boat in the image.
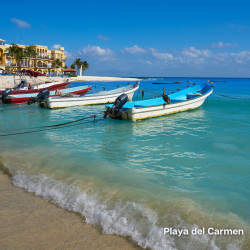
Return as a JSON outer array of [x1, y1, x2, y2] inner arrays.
[[3, 85, 92, 104], [0, 70, 70, 96]]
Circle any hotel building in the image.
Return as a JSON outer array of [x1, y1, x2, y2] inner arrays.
[[0, 39, 66, 75]]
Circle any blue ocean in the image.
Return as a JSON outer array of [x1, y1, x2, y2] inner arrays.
[[0, 77, 249, 249]]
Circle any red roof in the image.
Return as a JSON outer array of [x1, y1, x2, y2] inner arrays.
[[63, 68, 77, 72]]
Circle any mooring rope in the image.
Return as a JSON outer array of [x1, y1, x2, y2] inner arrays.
[[139, 88, 250, 101], [138, 89, 163, 96], [0, 115, 100, 137], [214, 93, 250, 100]]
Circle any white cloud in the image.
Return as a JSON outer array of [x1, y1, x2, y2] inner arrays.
[[52, 44, 61, 49], [11, 18, 31, 28], [82, 45, 114, 61], [145, 60, 152, 65], [69, 44, 250, 77], [150, 48, 173, 60], [230, 51, 250, 64], [182, 50, 198, 58], [182, 47, 212, 58], [123, 45, 146, 54], [64, 50, 73, 59], [210, 41, 237, 49], [98, 35, 110, 41]]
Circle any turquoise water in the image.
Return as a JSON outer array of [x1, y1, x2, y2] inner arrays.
[[0, 78, 249, 249]]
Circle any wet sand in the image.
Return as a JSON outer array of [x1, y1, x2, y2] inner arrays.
[[0, 172, 140, 250]]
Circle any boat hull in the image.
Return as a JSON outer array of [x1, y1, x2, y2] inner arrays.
[[42, 84, 139, 109], [4, 86, 92, 104], [108, 89, 213, 121], [0, 81, 70, 96]]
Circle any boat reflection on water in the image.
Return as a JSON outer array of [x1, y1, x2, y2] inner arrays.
[[129, 108, 208, 137]]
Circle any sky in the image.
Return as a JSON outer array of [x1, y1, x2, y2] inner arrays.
[[1, 0, 250, 77]]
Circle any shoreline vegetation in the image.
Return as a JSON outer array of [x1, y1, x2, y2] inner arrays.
[[0, 75, 142, 89], [0, 171, 140, 250]]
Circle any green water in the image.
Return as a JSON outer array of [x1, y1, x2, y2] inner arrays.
[[0, 78, 249, 249]]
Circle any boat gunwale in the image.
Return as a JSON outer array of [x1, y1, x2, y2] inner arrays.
[[121, 87, 213, 112], [47, 84, 139, 103], [7, 85, 92, 99]]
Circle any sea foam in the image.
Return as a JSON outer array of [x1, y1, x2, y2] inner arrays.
[[11, 172, 243, 250]]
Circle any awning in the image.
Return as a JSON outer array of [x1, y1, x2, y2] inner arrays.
[[21, 70, 48, 77]]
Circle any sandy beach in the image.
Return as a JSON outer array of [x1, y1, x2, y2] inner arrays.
[[0, 171, 140, 250], [0, 75, 142, 89]]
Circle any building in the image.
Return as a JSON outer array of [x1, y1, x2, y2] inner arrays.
[[0, 39, 66, 75], [62, 68, 77, 76], [0, 39, 5, 73]]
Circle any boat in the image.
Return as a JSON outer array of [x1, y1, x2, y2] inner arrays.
[[0, 79, 70, 96], [2, 85, 92, 104], [0, 70, 70, 96], [105, 83, 213, 121], [41, 83, 139, 109]]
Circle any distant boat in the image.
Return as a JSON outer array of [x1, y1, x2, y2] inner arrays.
[[207, 80, 226, 83], [2, 85, 91, 104], [152, 82, 182, 84], [105, 83, 213, 121], [40, 83, 140, 109]]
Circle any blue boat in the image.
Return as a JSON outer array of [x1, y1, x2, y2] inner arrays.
[[105, 83, 213, 121]]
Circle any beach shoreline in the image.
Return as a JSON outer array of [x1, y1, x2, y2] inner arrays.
[[0, 75, 142, 89], [0, 171, 140, 250]]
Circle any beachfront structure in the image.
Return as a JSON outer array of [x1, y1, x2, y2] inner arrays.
[[0, 39, 5, 73], [62, 68, 77, 76], [0, 39, 66, 75]]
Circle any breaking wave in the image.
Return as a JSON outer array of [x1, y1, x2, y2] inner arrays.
[[9, 171, 248, 250]]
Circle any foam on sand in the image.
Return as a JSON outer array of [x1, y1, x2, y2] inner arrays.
[[0, 172, 139, 250]]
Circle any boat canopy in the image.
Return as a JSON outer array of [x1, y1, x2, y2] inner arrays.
[[21, 70, 48, 78]]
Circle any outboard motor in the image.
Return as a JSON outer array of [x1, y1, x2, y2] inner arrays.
[[162, 94, 171, 104], [13, 80, 29, 90], [1, 88, 12, 102], [28, 88, 50, 105], [104, 93, 128, 119]]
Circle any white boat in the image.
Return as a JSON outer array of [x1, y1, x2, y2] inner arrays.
[[105, 83, 213, 121], [41, 83, 139, 109]]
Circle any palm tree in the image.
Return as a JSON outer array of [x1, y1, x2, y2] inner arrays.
[[25, 45, 37, 68], [72, 58, 82, 69], [5, 43, 25, 72], [52, 58, 63, 76], [72, 58, 89, 75], [82, 61, 89, 72], [15, 47, 25, 71], [5, 43, 18, 72]]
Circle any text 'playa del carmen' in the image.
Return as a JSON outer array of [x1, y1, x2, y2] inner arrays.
[[164, 227, 244, 237]]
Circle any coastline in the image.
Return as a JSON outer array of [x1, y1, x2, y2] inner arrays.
[[0, 75, 142, 89], [0, 171, 140, 250], [70, 76, 142, 82]]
